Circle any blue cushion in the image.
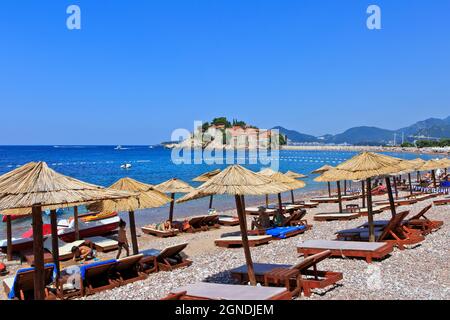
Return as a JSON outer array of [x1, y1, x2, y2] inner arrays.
[[8, 263, 56, 300], [79, 259, 116, 280], [265, 225, 306, 239]]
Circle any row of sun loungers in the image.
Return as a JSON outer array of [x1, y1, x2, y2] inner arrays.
[[3, 243, 191, 300], [141, 215, 222, 237]]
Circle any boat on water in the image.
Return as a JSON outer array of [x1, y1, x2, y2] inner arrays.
[[0, 216, 120, 253], [1, 214, 30, 223], [114, 145, 123, 150], [120, 163, 132, 169]]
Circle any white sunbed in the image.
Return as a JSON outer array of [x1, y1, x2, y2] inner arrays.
[[43, 238, 85, 260], [313, 212, 360, 221], [84, 236, 118, 252], [168, 282, 291, 300], [215, 235, 272, 248]]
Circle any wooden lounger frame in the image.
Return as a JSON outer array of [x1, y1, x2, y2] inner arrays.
[[81, 261, 118, 296], [141, 227, 180, 238], [162, 289, 292, 300], [314, 213, 360, 222], [4, 266, 55, 300], [433, 198, 450, 206], [215, 236, 271, 248], [297, 243, 393, 263], [113, 254, 147, 286], [218, 216, 240, 226]]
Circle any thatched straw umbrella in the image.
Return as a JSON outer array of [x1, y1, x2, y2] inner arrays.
[[259, 169, 306, 213], [192, 169, 221, 209], [392, 159, 426, 196], [284, 170, 307, 204], [0, 162, 132, 300], [417, 159, 448, 188], [311, 165, 335, 198], [177, 165, 289, 285], [88, 178, 172, 254], [315, 152, 407, 242], [154, 178, 194, 223]]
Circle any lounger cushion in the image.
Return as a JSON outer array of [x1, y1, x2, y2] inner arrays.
[[172, 282, 288, 300], [265, 225, 306, 239], [299, 240, 388, 251], [85, 237, 118, 250], [140, 248, 161, 257], [336, 226, 384, 234], [230, 263, 291, 276], [7, 263, 56, 299], [79, 259, 116, 280]]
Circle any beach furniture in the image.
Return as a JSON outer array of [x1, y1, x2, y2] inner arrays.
[[335, 211, 425, 249], [230, 250, 342, 297], [185, 216, 209, 232], [284, 210, 309, 227], [140, 243, 192, 272], [218, 215, 240, 226], [358, 204, 390, 216], [3, 264, 56, 300], [141, 225, 180, 238], [297, 240, 393, 263], [375, 197, 418, 207], [112, 254, 147, 285], [21, 249, 54, 265], [215, 235, 272, 248], [284, 200, 318, 208], [202, 214, 220, 229], [85, 236, 118, 252], [313, 212, 360, 221], [433, 197, 450, 206], [43, 238, 85, 261], [245, 207, 278, 216], [79, 259, 118, 296], [310, 194, 359, 204], [161, 282, 292, 300], [264, 225, 308, 239], [404, 204, 443, 234]]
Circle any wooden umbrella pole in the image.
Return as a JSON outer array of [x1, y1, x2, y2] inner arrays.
[[327, 182, 331, 197], [74, 206, 79, 240], [417, 171, 420, 183], [129, 210, 139, 255], [344, 180, 347, 195], [50, 210, 60, 281], [408, 173, 413, 196], [208, 195, 214, 209], [241, 195, 247, 229], [290, 190, 295, 204], [235, 195, 256, 285], [168, 193, 175, 222], [336, 181, 343, 213], [6, 215, 12, 261], [32, 205, 45, 300], [432, 170, 437, 188], [265, 194, 269, 208], [277, 193, 283, 215], [385, 177, 397, 217], [392, 177, 398, 200], [366, 178, 375, 242], [361, 180, 366, 208]]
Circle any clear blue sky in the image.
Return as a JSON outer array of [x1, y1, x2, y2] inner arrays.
[[1, 0, 449, 145]]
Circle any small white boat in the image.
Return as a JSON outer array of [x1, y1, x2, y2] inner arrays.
[[120, 163, 132, 169], [114, 145, 123, 150]]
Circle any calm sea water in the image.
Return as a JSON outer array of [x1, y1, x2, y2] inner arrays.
[[0, 145, 439, 238]]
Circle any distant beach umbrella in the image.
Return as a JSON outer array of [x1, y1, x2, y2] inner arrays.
[[155, 178, 194, 223], [417, 159, 449, 188], [88, 177, 172, 254], [177, 165, 289, 286], [315, 152, 406, 242], [0, 162, 133, 300], [259, 169, 306, 212], [284, 170, 307, 203], [192, 169, 221, 209], [311, 164, 335, 198]]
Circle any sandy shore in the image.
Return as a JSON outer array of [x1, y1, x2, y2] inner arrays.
[[1, 189, 448, 300]]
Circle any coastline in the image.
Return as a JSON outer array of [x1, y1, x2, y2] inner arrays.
[[281, 145, 450, 155]]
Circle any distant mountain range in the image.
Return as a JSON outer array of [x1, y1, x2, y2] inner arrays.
[[273, 116, 450, 145]]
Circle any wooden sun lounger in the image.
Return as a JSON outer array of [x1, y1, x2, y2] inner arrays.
[[336, 211, 425, 250], [80, 259, 118, 296], [113, 254, 147, 285], [218, 215, 240, 226], [433, 197, 450, 206], [43, 238, 85, 261], [140, 243, 192, 272], [245, 207, 277, 216], [21, 249, 54, 265], [230, 250, 342, 297], [162, 282, 292, 300], [215, 235, 272, 248], [202, 215, 220, 229], [285, 201, 319, 208], [141, 226, 180, 238], [3, 265, 56, 300], [358, 204, 390, 216], [310, 197, 341, 204], [406, 204, 443, 234], [297, 240, 393, 263], [85, 236, 118, 252], [375, 198, 418, 207], [313, 212, 360, 221], [186, 216, 208, 232]]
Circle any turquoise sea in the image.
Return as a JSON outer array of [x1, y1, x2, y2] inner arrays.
[[0, 145, 440, 239]]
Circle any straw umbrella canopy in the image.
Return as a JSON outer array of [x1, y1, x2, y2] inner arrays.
[[259, 169, 306, 209], [391, 159, 426, 195], [177, 165, 290, 285], [0, 162, 133, 300], [311, 164, 335, 197], [315, 152, 407, 242], [192, 169, 221, 209], [88, 177, 172, 254], [417, 159, 449, 188], [154, 178, 194, 223], [284, 170, 307, 179]]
